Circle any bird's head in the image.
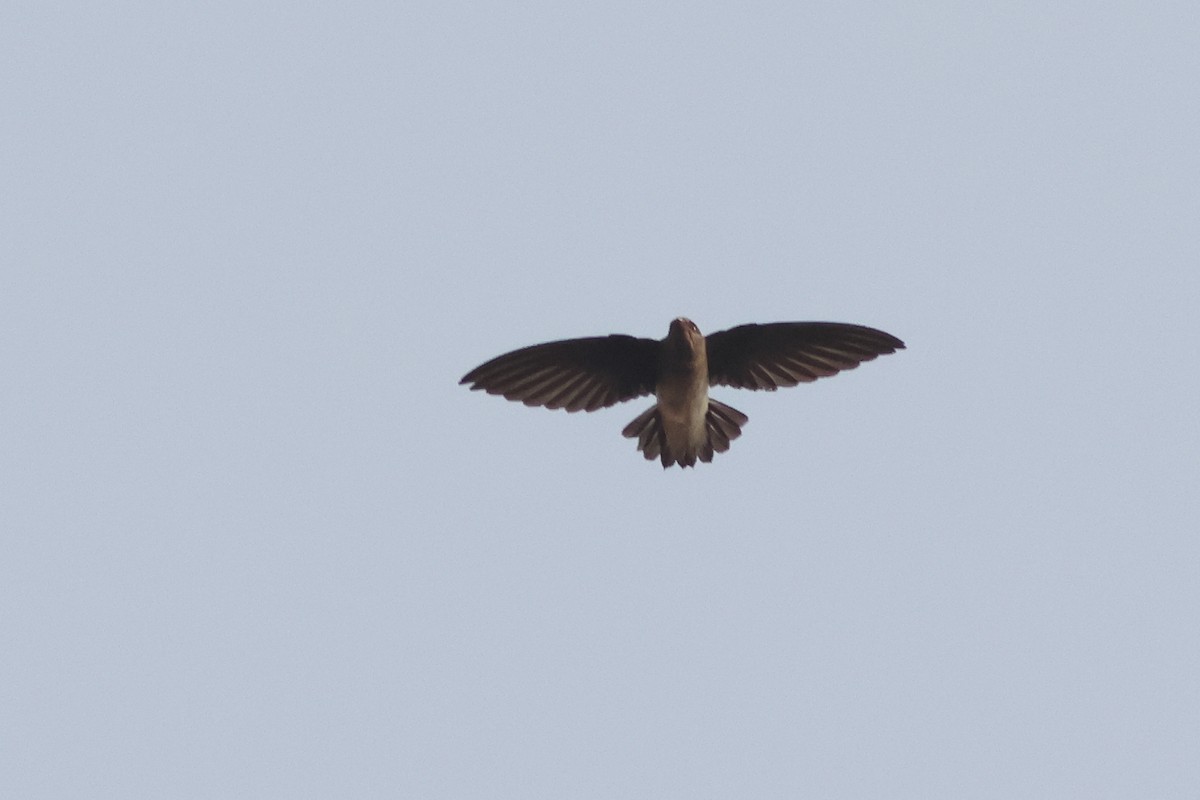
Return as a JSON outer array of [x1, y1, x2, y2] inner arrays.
[[667, 317, 703, 356]]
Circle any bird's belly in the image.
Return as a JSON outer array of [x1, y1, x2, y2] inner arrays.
[[657, 372, 709, 449]]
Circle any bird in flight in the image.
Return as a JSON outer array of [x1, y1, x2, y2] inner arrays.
[[460, 318, 904, 468]]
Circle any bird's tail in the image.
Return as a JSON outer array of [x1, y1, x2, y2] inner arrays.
[[621, 399, 748, 468]]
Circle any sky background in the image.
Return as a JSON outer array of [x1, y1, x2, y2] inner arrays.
[[3, 1, 1199, 797]]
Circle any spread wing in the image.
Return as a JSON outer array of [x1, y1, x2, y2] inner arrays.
[[460, 335, 660, 412], [706, 322, 904, 390]]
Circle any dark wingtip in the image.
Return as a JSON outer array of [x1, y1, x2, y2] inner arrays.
[[866, 328, 905, 353]]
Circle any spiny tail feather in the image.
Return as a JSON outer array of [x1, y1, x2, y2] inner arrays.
[[621, 399, 748, 468]]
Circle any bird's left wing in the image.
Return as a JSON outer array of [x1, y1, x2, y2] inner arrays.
[[460, 335, 659, 412], [706, 322, 904, 390]]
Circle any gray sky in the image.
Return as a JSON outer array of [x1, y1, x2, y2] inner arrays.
[[3, 2, 1198, 797]]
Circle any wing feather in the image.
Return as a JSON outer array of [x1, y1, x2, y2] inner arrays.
[[706, 322, 904, 390], [461, 334, 659, 412]]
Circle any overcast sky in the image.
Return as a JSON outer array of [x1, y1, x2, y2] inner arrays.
[[3, 2, 1198, 797]]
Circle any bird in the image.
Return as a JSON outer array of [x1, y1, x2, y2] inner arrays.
[[460, 317, 904, 468]]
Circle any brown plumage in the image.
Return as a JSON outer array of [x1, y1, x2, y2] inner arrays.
[[460, 317, 904, 468]]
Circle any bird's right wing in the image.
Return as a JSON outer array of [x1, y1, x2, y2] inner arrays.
[[706, 322, 904, 390], [460, 335, 659, 412]]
